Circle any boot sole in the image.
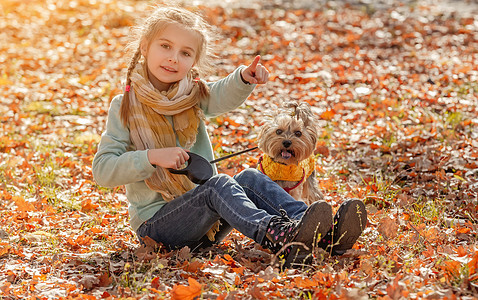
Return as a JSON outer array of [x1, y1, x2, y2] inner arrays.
[[284, 201, 333, 268], [331, 199, 367, 252], [294, 201, 333, 247]]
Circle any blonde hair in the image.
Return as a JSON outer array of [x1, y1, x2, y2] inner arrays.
[[120, 4, 215, 125]]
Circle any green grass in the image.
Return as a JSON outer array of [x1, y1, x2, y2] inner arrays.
[[408, 197, 448, 226], [23, 101, 61, 115], [445, 111, 463, 128], [361, 172, 401, 208]]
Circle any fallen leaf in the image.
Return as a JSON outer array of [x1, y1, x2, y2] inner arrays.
[[294, 277, 317, 289], [170, 277, 202, 300], [177, 246, 192, 261], [13, 196, 36, 212], [81, 199, 99, 212], [377, 217, 399, 239], [248, 279, 267, 300], [78, 274, 99, 290], [0, 242, 11, 257], [468, 251, 478, 275], [24, 231, 56, 243]]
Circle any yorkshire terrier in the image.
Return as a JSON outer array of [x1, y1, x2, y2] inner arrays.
[[257, 102, 324, 205]]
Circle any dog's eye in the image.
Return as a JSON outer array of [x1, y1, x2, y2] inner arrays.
[[295, 131, 302, 137], [276, 129, 283, 135]]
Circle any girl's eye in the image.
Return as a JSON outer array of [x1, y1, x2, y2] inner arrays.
[[161, 43, 170, 49], [295, 131, 302, 137], [182, 51, 191, 57], [276, 129, 283, 135]]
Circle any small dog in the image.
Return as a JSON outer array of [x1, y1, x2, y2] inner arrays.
[[257, 102, 323, 205]]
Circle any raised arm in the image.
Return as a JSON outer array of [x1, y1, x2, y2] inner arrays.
[[200, 56, 269, 117]]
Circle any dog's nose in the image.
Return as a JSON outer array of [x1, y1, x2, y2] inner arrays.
[[282, 140, 292, 148]]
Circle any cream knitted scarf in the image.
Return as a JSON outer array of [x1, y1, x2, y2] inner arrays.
[[128, 62, 203, 201]]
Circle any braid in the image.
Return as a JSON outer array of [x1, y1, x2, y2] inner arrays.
[[196, 79, 210, 100], [191, 68, 210, 100], [120, 47, 142, 126]]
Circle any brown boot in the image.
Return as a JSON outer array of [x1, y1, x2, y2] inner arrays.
[[318, 199, 367, 255]]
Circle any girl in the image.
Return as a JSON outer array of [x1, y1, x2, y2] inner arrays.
[[92, 4, 366, 267]]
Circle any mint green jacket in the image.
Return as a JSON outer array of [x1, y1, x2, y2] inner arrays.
[[92, 67, 255, 232]]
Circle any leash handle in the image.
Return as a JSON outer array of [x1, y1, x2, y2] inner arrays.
[[168, 152, 213, 184]]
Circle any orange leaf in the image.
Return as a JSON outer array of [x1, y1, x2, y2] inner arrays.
[[223, 254, 233, 261], [0, 242, 11, 257], [320, 109, 336, 120], [13, 196, 36, 212], [170, 277, 202, 300], [315, 145, 330, 157], [232, 266, 245, 275], [98, 272, 113, 287], [151, 277, 161, 289], [422, 245, 435, 258], [457, 227, 471, 234], [319, 178, 336, 190], [455, 245, 467, 257], [81, 199, 99, 212], [442, 260, 461, 279], [249, 282, 267, 300], [89, 227, 103, 234], [468, 251, 478, 275], [294, 277, 317, 289]]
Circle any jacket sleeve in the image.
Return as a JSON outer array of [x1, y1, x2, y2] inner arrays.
[[92, 95, 156, 188], [200, 66, 256, 118]]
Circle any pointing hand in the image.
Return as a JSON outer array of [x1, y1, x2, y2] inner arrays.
[[241, 55, 270, 84]]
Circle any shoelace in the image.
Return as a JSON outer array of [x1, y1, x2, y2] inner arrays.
[[278, 209, 289, 220], [263, 209, 298, 253]]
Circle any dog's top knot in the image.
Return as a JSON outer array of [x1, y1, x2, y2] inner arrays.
[[284, 101, 299, 115], [281, 101, 316, 126]]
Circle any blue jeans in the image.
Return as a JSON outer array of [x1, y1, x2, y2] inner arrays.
[[136, 168, 308, 251]]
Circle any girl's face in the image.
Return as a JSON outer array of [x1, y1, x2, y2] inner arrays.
[[141, 23, 200, 91]]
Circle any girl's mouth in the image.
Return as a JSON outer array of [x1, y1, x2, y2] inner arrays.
[[161, 66, 177, 73]]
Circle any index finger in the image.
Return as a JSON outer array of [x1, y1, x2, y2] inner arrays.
[[249, 55, 261, 72], [182, 149, 190, 161]]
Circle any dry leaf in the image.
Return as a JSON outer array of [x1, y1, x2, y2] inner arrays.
[[377, 217, 399, 239], [0, 242, 11, 257], [78, 274, 99, 290], [81, 199, 99, 212], [248, 279, 267, 300], [13, 196, 36, 212], [294, 277, 317, 289], [170, 277, 202, 300], [177, 246, 192, 261], [135, 244, 157, 262]]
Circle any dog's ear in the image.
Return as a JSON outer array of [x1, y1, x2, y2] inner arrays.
[[296, 103, 320, 146], [257, 118, 272, 149]]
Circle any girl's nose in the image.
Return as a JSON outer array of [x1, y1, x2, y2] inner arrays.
[[168, 52, 178, 63]]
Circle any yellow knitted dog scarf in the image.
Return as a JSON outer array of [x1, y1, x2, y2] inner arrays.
[[258, 154, 316, 192]]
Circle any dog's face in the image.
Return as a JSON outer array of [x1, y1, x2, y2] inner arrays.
[[258, 102, 318, 165]]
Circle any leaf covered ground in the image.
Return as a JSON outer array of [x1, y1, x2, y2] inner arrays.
[[0, 0, 477, 299]]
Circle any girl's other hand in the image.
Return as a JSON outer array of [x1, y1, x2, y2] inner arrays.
[[148, 147, 189, 169], [241, 55, 269, 84]]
